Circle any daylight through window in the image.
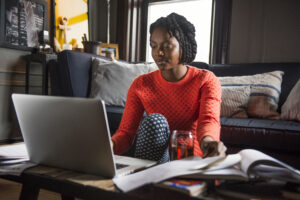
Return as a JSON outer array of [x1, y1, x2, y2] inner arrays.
[[146, 0, 213, 63]]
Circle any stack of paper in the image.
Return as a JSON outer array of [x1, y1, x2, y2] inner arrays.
[[0, 143, 36, 175], [0, 143, 28, 164]]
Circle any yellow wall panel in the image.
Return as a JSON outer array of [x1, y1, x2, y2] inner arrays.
[[55, 0, 88, 48]]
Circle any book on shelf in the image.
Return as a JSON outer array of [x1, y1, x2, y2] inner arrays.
[[155, 178, 207, 197], [181, 149, 300, 184]]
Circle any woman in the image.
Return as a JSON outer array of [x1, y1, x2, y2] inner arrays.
[[111, 13, 226, 163]]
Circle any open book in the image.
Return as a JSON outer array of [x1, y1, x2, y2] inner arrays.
[[181, 149, 300, 184], [114, 149, 300, 192]]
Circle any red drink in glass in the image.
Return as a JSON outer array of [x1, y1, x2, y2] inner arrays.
[[171, 130, 194, 160]]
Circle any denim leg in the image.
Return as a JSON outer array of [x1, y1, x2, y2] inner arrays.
[[134, 113, 170, 163]]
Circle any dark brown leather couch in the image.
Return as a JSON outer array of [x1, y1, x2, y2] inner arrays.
[[191, 62, 300, 168], [50, 50, 300, 168]]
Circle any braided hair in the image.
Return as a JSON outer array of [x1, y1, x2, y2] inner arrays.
[[150, 13, 197, 64]]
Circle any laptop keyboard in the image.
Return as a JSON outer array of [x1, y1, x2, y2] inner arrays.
[[116, 163, 129, 170]]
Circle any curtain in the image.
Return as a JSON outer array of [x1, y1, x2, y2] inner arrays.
[[210, 0, 232, 64], [117, 0, 148, 62], [89, 0, 108, 42]]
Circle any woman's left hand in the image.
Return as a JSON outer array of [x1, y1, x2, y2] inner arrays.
[[201, 136, 227, 158]]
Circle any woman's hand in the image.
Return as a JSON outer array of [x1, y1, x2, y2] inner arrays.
[[200, 136, 227, 158]]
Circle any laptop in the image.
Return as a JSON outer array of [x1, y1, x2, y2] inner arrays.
[[12, 94, 156, 178]]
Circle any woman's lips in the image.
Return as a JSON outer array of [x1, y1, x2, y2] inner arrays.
[[156, 60, 168, 65]]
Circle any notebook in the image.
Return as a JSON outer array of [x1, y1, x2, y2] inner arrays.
[[12, 94, 156, 178]]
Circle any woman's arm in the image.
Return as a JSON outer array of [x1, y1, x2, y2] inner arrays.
[[111, 79, 145, 155], [197, 72, 226, 157]]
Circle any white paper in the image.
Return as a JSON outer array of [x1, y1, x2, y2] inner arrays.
[[0, 143, 35, 175], [0, 158, 29, 165], [113, 156, 223, 192], [0, 143, 28, 160]]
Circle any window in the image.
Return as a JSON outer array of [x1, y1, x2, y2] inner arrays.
[[146, 0, 213, 63]]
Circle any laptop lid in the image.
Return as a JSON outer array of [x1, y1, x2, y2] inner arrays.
[[12, 94, 117, 177]]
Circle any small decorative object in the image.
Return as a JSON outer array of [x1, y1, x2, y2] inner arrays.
[[82, 33, 101, 54], [69, 38, 78, 50], [35, 30, 53, 53], [54, 37, 62, 52], [58, 16, 72, 50], [99, 43, 119, 59]]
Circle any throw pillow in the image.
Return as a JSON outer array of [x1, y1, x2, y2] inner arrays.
[[218, 71, 284, 119], [89, 57, 158, 107], [221, 86, 251, 118], [281, 79, 300, 122]]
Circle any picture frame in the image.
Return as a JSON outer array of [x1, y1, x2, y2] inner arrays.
[[0, 0, 48, 51], [99, 43, 119, 59]]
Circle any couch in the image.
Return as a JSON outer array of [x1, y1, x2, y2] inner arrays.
[[49, 50, 300, 168]]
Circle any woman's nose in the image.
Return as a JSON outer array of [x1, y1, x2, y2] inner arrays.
[[158, 49, 164, 56]]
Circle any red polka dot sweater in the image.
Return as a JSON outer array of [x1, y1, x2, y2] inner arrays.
[[111, 66, 222, 157]]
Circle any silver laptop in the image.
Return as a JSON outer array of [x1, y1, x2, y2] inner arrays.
[[12, 94, 156, 178]]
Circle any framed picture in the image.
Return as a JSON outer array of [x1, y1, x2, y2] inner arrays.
[[99, 43, 119, 59], [0, 0, 48, 51]]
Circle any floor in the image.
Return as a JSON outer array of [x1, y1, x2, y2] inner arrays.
[[0, 178, 61, 200]]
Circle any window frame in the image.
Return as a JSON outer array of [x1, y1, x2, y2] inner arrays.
[[145, 0, 232, 64]]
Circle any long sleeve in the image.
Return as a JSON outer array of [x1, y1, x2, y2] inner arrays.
[[111, 79, 145, 154], [196, 72, 222, 145]]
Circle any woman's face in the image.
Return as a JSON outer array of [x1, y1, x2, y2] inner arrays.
[[150, 27, 181, 70]]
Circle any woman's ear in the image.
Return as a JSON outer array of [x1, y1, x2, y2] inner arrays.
[[179, 47, 183, 64]]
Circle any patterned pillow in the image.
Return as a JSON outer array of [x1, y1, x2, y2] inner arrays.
[[281, 79, 300, 122], [221, 86, 251, 118], [89, 57, 158, 106], [218, 71, 284, 119]]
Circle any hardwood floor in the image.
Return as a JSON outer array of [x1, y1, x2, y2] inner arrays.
[[0, 178, 61, 200]]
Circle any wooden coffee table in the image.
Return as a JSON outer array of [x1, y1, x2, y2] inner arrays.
[[2, 165, 205, 200], [1, 164, 294, 200]]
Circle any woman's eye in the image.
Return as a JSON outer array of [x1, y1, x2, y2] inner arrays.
[[150, 44, 157, 49], [163, 44, 172, 49]]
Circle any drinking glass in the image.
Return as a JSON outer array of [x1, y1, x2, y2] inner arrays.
[[170, 130, 194, 160]]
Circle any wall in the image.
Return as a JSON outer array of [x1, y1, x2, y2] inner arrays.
[[0, 48, 27, 141], [55, 0, 88, 48], [0, 0, 52, 142], [229, 0, 300, 63], [0, 47, 46, 141]]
